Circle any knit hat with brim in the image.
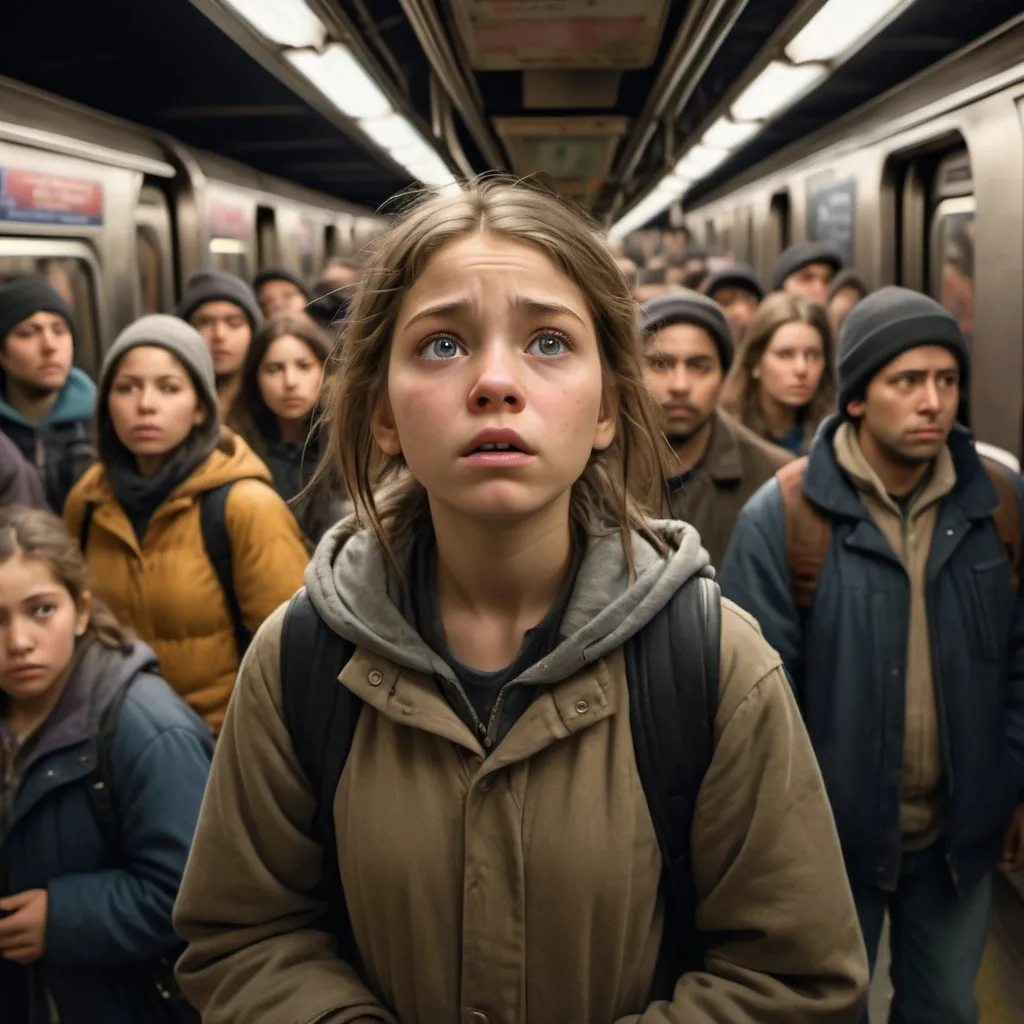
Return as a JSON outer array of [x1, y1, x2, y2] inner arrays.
[[837, 286, 970, 412], [176, 269, 262, 330], [0, 275, 78, 348], [99, 314, 218, 418], [770, 242, 845, 292], [253, 267, 311, 301], [704, 266, 765, 303], [639, 290, 735, 372]]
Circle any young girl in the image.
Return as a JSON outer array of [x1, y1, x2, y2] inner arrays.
[[174, 179, 868, 1022], [0, 506, 211, 1023], [63, 315, 308, 733], [722, 292, 836, 454], [233, 312, 346, 542]]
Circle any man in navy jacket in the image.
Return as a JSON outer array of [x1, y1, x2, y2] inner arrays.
[[721, 286, 1024, 1023]]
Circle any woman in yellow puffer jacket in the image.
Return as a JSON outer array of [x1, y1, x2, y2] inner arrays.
[[64, 314, 309, 732]]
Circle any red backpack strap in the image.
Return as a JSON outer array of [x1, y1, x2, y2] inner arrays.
[[980, 456, 1021, 591], [776, 458, 832, 611]]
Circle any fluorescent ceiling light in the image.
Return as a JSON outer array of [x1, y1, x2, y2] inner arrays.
[[674, 144, 730, 179], [219, 0, 325, 49], [786, 0, 913, 65], [358, 114, 422, 152], [286, 45, 393, 120], [731, 61, 827, 123], [702, 117, 761, 151]]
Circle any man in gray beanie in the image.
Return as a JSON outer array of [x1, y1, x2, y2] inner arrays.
[[770, 242, 844, 305], [639, 290, 792, 567], [721, 284, 1024, 1022], [176, 269, 262, 419]]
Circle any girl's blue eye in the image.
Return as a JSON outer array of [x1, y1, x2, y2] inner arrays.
[[527, 333, 570, 357], [420, 336, 464, 360]]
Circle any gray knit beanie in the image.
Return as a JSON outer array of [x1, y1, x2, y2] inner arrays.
[[770, 242, 844, 292], [99, 314, 219, 415], [176, 269, 262, 331], [638, 290, 735, 372], [837, 286, 970, 412]]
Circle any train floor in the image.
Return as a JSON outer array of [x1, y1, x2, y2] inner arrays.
[[867, 873, 1024, 1022]]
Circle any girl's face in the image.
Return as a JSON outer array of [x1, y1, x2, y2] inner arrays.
[[107, 346, 206, 462], [376, 232, 617, 522], [257, 335, 324, 424], [0, 555, 89, 705], [754, 321, 826, 410]]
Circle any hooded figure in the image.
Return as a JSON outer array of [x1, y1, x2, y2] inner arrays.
[[0, 275, 95, 512]]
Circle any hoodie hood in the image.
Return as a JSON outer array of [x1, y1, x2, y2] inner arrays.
[[0, 366, 95, 431], [306, 517, 711, 687]]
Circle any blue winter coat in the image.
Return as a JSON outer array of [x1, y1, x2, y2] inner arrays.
[[719, 416, 1024, 894], [0, 638, 212, 1024]]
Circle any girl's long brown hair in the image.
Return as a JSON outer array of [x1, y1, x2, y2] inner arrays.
[[310, 175, 674, 573], [0, 505, 128, 650], [721, 291, 836, 450]]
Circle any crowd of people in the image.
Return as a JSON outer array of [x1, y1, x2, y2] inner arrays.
[[0, 177, 1021, 1024]]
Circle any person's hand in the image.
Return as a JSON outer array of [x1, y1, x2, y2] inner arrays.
[[0, 889, 48, 964], [1001, 804, 1024, 874]]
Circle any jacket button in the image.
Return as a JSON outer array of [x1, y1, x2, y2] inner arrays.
[[479, 777, 493, 793], [465, 1011, 490, 1024], [575, 699, 589, 714], [368, 670, 383, 687], [946, 528, 954, 536]]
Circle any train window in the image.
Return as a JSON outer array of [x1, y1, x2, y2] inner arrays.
[[209, 238, 250, 279], [0, 241, 103, 378], [770, 190, 792, 256], [135, 183, 174, 315], [930, 195, 975, 343], [257, 206, 278, 268], [324, 224, 338, 264], [137, 228, 163, 315]]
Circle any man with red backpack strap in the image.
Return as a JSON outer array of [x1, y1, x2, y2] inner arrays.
[[720, 285, 1024, 1024]]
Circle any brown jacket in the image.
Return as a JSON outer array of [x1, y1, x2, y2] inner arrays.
[[833, 422, 955, 845], [174, 520, 868, 1024], [64, 429, 309, 731], [666, 410, 793, 568]]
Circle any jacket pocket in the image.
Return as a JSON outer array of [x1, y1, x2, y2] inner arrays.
[[968, 557, 1014, 663]]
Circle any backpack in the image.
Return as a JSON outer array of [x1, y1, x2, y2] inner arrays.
[[280, 574, 721, 1000], [777, 454, 1021, 610], [79, 481, 251, 657], [86, 683, 201, 1024]]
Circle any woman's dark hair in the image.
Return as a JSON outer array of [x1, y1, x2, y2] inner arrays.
[[233, 312, 332, 454], [97, 346, 221, 474], [722, 292, 836, 451], [0, 505, 129, 650]]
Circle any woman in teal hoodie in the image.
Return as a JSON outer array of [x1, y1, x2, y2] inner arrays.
[[0, 275, 96, 513]]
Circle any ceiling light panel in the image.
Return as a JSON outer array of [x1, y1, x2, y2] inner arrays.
[[730, 61, 827, 123], [786, 0, 914, 65], [286, 45, 393, 120], [702, 117, 761, 151], [219, 0, 326, 49]]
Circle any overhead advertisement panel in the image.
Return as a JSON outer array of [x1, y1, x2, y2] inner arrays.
[[452, 0, 670, 70]]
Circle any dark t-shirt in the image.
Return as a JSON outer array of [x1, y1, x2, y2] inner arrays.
[[405, 528, 584, 749]]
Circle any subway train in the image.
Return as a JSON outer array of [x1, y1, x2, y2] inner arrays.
[[678, 17, 1024, 462], [0, 75, 387, 378]]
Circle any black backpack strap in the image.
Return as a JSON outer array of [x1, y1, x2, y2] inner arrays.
[[79, 501, 97, 554], [280, 590, 360, 960], [86, 682, 134, 854], [198, 482, 251, 659], [625, 574, 721, 999]]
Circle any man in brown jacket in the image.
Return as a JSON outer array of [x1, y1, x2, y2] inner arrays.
[[640, 292, 793, 567]]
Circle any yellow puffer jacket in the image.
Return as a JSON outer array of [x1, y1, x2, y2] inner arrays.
[[64, 430, 309, 732]]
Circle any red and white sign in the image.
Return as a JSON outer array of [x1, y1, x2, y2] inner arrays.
[[0, 168, 103, 226]]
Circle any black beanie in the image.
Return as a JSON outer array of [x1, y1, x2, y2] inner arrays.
[[176, 269, 262, 331], [837, 286, 970, 412], [0, 275, 78, 348], [704, 265, 765, 303], [253, 267, 311, 301], [639, 290, 735, 372], [770, 242, 844, 292]]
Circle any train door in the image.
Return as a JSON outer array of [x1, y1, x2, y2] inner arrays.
[[767, 190, 792, 276], [0, 238, 105, 378], [928, 151, 975, 344], [135, 182, 175, 314], [257, 205, 279, 270]]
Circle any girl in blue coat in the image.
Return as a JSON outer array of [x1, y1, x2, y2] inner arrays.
[[0, 505, 212, 1023]]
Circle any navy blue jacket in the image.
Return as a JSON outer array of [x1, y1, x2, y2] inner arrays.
[[0, 638, 212, 1024], [720, 416, 1024, 893]]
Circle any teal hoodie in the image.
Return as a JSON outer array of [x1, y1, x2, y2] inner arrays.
[[0, 366, 95, 431]]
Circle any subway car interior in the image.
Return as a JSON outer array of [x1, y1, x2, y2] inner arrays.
[[2, 1, 1024, 1021]]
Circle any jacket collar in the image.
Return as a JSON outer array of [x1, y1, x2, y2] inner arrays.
[[803, 414, 999, 523], [699, 410, 744, 483]]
